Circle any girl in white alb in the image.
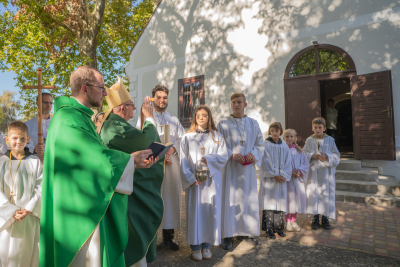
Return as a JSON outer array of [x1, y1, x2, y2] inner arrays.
[[283, 129, 310, 232], [180, 105, 229, 261]]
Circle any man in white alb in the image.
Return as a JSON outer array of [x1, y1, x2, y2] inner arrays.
[[136, 84, 185, 251], [217, 92, 265, 250], [25, 93, 53, 157]]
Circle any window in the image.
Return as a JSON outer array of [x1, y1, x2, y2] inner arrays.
[[289, 48, 350, 77], [319, 49, 350, 73], [289, 50, 316, 77], [178, 75, 205, 127]]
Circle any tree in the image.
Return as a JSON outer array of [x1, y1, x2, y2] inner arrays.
[[0, 91, 21, 133], [0, 0, 156, 117]]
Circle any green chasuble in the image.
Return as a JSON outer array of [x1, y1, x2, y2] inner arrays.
[[100, 113, 164, 266], [39, 97, 132, 267]]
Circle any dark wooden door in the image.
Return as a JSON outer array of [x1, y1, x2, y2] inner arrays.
[[351, 70, 395, 160], [285, 78, 320, 146]]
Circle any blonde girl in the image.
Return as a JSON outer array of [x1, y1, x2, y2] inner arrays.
[[283, 129, 310, 232]]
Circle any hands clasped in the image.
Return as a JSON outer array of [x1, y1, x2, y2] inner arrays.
[[13, 209, 31, 222], [312, 152, 329, 162], [292, 169, 301, 178], [232, 152, 254, 164], [273, 176, 286, 183], [131, 149, 159, 169]]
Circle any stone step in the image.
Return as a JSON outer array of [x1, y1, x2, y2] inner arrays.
[[336, 191, 400, 207], [336, 180, 400, 196], [337, 159, 362, 171], [335, 169, 378, 182]]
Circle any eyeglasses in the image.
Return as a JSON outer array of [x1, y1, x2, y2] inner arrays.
[[42, 101, 54, 105], [123, 104, 135, 108], [86, 84, 106, 93]]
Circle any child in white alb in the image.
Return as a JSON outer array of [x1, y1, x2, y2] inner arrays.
[[0, 121, 42, 267], [283, 129, 310, 232], [303, 117, 340, 230], [259, 122, 292, 239]]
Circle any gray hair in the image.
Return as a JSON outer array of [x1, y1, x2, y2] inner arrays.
[[70, 66, 101, 95]]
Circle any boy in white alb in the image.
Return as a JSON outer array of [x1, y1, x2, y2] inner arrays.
[[0, 121, 42, 267], [303, 117, 340, 230], [259, 122, 291, 239], [217, 92, 264, 249]]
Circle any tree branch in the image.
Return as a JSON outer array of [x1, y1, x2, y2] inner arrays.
[[92, 0, 106, 32], [36, 6, 78, 37]]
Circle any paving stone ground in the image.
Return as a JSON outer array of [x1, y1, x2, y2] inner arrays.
[[147, 192, 400, 266]]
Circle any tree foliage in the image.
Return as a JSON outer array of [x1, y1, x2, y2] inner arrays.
[[0, 0, 156, 117], [0, 90, 21, 133]]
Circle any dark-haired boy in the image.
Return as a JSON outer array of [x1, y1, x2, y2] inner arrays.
[[303, 117, 340, 230], [0, 121, 42, 266]]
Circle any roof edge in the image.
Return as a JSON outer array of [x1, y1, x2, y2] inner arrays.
[[130, 0, 164, 55]]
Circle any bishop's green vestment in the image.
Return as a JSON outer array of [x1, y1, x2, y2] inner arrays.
[[39, 97, 132, 267], [100, 113, 164, 266]]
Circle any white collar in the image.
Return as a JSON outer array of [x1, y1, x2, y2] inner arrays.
[[71, 96, 86, 107]]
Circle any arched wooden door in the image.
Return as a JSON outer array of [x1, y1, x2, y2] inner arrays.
[[284, 44, 395, 160]]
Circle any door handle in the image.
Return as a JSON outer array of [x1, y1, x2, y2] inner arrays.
[[382, 105, 390, 118]]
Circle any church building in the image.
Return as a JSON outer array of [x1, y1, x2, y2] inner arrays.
[[125, 0, 399, 181]]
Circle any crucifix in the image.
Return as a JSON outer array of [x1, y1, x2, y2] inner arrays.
[[201, 146, 206, 155], [23, 68, 56, 162], [159, 125, 163, 133], [240, 139, 245, 147]]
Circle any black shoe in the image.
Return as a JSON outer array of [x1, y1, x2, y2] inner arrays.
[[235, 235, 247, 241], [267, 230, 276, 239], [245, 237, 259, 245], [162, 239, 180, 251], [276, 230, 286, 237], [311, 215, 320, 230], [222, 237, 233, 250], [321, 216, 331, 230]]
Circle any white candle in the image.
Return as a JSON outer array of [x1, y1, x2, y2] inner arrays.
[[164, 123, 170, 144]]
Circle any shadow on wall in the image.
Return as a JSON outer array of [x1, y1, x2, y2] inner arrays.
[[144, 0, 400, 134]]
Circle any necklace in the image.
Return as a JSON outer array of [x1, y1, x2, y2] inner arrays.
[[155, 111, 166, 133], [196, 130, 210, 155], [232, 117, 245, 147], [9, 151, 24, 204]]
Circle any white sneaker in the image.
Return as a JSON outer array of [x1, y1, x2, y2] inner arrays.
[[192, 250, 202, 261], [286, 221, 294, 232], [202, 249, 212, 259], [292, 221, 301, 232]]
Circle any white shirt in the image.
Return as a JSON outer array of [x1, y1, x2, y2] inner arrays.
[[326, 108, 338, 130]]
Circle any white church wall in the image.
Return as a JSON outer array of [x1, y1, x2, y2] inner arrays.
[[126, 0, 400, 179]]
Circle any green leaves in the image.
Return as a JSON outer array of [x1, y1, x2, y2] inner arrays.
[[0, 0, 156, 119]]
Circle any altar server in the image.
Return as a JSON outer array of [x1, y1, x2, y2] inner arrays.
[[259, 122, 291, 239], [0, 121, 42, 267], [283, 129, 310, 232], [217, 92, 264, 249], [303, 117, 340, 230], [136, 84, 185, 250], [180, 105, 229, 261]]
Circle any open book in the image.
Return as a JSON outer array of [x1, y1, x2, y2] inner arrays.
[[146, 142, 174, 160]]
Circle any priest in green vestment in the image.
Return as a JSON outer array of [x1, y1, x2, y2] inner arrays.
[[39, 66, 157, 267], [99, 76, 165, 267]]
